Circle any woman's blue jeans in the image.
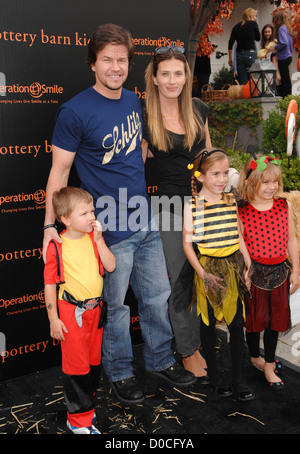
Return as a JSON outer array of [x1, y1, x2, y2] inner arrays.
[[101, 219, 175, 382], [236, 50, 256, 85]]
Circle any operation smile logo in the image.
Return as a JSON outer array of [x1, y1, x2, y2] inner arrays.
[[1, 189, 46, 214], [0, 67, 62, 103], [133, 35, 184, 58], [0, 80, 63, 104], [0, 289, 47, 359], [0, 81, 63, 99], [0, 289, 45, 313]]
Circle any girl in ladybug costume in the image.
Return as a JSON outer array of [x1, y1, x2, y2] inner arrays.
[[238, 156, 299, 390]]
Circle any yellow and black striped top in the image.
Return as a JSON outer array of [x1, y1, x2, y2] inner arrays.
[[190, 195, 239, 257]]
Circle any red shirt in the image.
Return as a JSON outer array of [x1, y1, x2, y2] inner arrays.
[[238, 197, 289, 265]]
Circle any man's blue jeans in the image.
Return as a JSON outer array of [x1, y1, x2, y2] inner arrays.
[[102, 219, 175, 382]]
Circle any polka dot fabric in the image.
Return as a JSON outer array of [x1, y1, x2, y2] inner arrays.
[[238, 198, 289, 265]]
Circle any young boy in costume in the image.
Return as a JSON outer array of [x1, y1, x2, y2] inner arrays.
[[44, 187, 116, 434]]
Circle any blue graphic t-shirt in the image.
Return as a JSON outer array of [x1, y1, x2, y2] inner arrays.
[[52, 86, 151, 246]]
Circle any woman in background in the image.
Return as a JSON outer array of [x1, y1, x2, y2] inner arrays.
[[228, 8, 260, 84]]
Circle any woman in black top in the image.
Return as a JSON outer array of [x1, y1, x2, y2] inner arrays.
[[142, 47, 211, 379], [228, 8, 260, 84]]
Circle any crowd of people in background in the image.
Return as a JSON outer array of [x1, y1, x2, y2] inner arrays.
[[227, 7, 294, 96]]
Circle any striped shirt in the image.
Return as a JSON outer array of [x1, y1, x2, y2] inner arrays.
[[190, 196, 239, 257]]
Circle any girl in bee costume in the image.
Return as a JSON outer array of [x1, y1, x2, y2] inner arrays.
[[183, 148, 254, 401]]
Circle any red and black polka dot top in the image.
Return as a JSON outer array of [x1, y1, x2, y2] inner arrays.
[[238, 197, 289, 265]]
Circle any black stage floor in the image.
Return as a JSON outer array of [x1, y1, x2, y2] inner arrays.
[[1, 329, 300, 438]]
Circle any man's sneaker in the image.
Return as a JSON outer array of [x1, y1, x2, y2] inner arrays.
[[110, 377, 145, 404], [146, 362, 196, 386], [67, 420, 101, 434]]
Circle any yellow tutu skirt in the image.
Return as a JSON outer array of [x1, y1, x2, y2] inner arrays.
[[195, 250, 246, 326]]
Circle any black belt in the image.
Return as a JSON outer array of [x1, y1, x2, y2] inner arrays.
[[63, 290, 101, 309], [62, 290, 107, 328]]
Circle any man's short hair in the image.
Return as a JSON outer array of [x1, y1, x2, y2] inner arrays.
[[86, 23, 135, 68]]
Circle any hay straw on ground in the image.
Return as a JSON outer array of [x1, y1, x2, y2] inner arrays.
[[228, 411, 265, 426]]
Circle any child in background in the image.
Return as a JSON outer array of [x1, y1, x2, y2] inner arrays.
[[44, 187, 116, 434], [183, 148, 254, 401], [238, 156, 299, 389], [261, 23, 275, 50], [260, 23, 280, 95]]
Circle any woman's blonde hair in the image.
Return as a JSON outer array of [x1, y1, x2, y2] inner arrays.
[[145, 49, 204, 152], [237, 157, 283, 202], [52, 186, 93, 223], [190, 148, 234, 206], [241, 8, 257, 25], [273, 10, 294, 38]]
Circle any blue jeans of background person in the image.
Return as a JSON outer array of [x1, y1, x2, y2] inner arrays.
[[236, 50, 256, 85], [102, 219, 175, 382]]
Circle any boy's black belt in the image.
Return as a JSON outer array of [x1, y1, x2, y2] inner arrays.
[[62, 290, 106, 328], [63, 290, 101, 309]]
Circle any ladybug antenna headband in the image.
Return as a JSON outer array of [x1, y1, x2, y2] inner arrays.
[[246, 156, 281, 180]]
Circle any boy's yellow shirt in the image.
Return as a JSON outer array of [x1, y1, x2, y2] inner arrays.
[[58, 234, 103, 301]]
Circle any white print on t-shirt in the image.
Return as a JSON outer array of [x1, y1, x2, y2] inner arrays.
[[102, 110, 142, 165]]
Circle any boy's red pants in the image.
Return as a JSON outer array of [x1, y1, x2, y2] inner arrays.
[[58, 299, 103, 428]]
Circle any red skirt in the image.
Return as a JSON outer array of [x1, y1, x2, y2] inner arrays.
[[245, 260, 291, 333]]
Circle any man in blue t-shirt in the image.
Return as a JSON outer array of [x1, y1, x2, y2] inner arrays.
[[42, 24, 195, 414]]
